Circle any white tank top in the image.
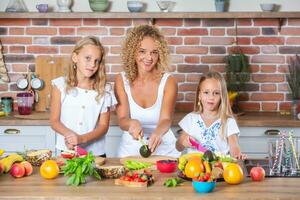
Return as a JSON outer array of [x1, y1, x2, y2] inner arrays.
[[121, 71, 168, 135], [117, 72, 180, 158]]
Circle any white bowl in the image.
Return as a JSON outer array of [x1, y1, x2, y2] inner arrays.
[[127, 1, 144, 12], [260, 3, 275, 12], [156, 1, 173, 12]]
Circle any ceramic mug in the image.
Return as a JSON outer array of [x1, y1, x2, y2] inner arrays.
[[36, 4, 48, 13]]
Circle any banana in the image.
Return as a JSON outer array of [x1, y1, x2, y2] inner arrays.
[[228, 91, 238, 101], [0, 153, 24, 173], [0, 149, 4, 156]]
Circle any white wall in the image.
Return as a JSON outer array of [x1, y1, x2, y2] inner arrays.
[[0, 0, 300, 12]]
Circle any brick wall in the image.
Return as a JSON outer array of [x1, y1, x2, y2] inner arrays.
[[0, 18, 299, 112]]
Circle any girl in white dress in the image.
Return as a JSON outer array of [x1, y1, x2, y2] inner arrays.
[[176, 71, 246, 159], [115, 25, 180, 158], [50, 36, 116, 157]]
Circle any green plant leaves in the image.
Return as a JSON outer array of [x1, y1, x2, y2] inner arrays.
[[62, 152, 101, 186]]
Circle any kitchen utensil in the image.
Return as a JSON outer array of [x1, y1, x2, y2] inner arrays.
[[5, 0, 28, 12], [16, 92, 33, 115], [16, 77, 29, 90], [35, 56, 68, 111], [31, 76, 44, 90], [127, 1, 144, 12], [189, 137, 207, 152], [1, 96, 13, 115], [36, 4, 48, 13], [156, 160, 177, 173]]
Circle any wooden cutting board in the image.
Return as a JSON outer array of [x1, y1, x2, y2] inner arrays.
[[35, 56, 70, 111], [120, 155, 177, 165]]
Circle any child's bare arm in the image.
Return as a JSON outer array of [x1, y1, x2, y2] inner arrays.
[[228, 134, 247, 160]]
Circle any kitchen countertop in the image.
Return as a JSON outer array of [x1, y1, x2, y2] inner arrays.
[[0, 158, 299, 200], [0, 111, 299, 127]]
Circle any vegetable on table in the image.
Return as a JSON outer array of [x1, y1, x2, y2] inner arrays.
[[163, 178, 185, 187], [62, 152, 100, 186]]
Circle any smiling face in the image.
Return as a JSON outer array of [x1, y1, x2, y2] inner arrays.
[[72, 44, 102, 78], [135, 36, 159, 73], [199, 78, 222, 112]]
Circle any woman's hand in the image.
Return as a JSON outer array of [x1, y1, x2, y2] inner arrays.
[[128, 119, 143, 140], [65, 133, 82, 146], [148, 133, 162, 153]]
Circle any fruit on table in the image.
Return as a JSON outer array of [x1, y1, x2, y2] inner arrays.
[[223, 163, 244, 184], [10, 163, 25, 178], [0, 162, 4, 174], [184, 157, 204, 178], [26, 149, 52, 166], [139, 145, 151, 158], [21, 161, 33, 176], [178, 152, 203, 171], [250, 166, 265, 182], [40, 160, 59, 179], [203, 150, 217, 162], [0, 149, 4, 156], [0, 153, 24, 173], [61, 151, 76, 159]]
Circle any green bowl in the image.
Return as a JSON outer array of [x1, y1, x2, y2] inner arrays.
[[89, 0, 109, 12]]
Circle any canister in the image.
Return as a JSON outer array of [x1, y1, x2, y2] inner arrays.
[[1, 96, 13, 114]]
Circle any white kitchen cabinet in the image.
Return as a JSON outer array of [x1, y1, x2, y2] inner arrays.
[[0, 126, 56, 155], [239, 127, 300, 159]]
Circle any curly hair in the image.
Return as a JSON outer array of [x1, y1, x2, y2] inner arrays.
[[121, 25, 170, 84], [194, 71, 234, 140], [65, 36, 106, 102]]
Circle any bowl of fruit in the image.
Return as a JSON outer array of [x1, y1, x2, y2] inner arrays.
[[192, 172, 216, 193], [156, 159, 177, 173]]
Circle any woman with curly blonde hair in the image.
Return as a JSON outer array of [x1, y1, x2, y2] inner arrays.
[[115, 25, 180, 157], [50, 36, 117, 157]]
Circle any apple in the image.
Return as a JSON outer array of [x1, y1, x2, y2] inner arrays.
[[10, 163, 25, 178], [21, 161, 33, 176], [0, 162, 4, 174], [250, 166, 265, 182]]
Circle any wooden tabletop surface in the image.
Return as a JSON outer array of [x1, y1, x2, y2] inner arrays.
[[0, 158, 299, 200], [0, 111, 299, 127]]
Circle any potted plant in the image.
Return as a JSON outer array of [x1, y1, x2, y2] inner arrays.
[[287, 54, 300, 119], [225, 50, 250, 113]]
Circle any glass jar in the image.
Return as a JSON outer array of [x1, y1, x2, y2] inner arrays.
[[1, 97, 13, 115]]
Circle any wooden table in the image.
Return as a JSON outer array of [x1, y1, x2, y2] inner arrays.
[[0, 158, 299, 200]]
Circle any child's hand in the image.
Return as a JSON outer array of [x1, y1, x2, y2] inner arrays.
[[148, 133, 162, 153], [230, 145, 247, 160], [128, 119, 143, 140], [65, 133, 82, 146], [179, 133, 193, 148]]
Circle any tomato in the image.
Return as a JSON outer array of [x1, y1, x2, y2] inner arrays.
[[184, 158, 204, 178], [40, 160, 59, 179], [223, 163, 244, 184]]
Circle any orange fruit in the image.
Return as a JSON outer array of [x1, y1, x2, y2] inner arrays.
[[40, 160, 59, 179], [223, 163, 244, 184], [184, 158, 204, 178]]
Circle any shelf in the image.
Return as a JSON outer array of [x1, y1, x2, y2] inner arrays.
[[0, 12, 300, 19]]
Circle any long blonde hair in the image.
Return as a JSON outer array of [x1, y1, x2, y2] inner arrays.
[[194, 71, 234, 139], [121, 25, 170, 84], [65, 36, 106, 102]]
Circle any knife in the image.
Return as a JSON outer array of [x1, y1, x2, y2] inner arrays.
[[189, 137, 207, 152]]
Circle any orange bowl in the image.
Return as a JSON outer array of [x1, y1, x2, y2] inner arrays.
[[156, 160, 177, 173]]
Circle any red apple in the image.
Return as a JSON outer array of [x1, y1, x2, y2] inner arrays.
[[21, 161, 33, 176], [250, 166, 265, 182], [10, 163, 25, 178], [0, 162, 4, 174]]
